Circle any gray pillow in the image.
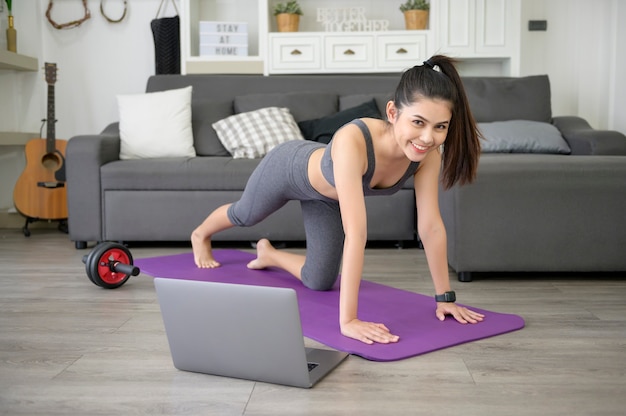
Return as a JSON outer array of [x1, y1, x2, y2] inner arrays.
[[234, 92, 338, 122], [192, 99, 233, 156], [463, 75, 552, 123], [479, 120, 571, 154]]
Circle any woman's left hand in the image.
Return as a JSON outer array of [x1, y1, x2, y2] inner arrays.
[[436, 303, 485, 324]]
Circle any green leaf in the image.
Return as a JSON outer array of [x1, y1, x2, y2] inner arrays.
[[399, 0, 430, 12], [273, 1, 303, 16]]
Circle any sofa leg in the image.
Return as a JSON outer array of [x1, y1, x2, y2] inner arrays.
[[457, 272, 473, 282], [75, 241, 87, 250]]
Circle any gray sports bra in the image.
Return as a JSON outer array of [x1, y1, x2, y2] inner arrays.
[[320, 119, 420, 196]]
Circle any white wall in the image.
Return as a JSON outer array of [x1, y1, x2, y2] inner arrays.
[[609, 0, 626, 135], [0, 1, 44, 135], [519, 0, 625, 131], [0, 0, 172, 210], [39, 0, 170, 139]]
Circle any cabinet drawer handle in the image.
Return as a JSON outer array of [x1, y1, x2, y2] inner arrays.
[[396, 48, 408, 54], [343, 49, 355, 55], [290, 49, 302, 55]]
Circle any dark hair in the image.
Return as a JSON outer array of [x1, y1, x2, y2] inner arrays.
[[393, 55, 481, 189]]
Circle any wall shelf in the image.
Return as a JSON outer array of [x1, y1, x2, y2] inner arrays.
[[0, 50, 38, 71]]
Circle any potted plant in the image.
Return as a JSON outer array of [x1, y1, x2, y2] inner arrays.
[[399, 0, 429, 30], [273, 1, 303, 33]]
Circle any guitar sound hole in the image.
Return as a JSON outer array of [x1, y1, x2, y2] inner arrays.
[[41, 153, 61, 171]]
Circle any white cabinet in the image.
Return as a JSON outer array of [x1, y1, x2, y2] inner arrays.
[[183, 0, 431, 75], [269, 32, 428, 74], [182, 0, 520, 76], [436, 0, 520, 74]]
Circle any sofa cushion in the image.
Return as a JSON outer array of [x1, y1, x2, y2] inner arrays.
[[234, 92, 338, 121], [101, 157, 260, 191], [117, 86, 196, 160], [192, 99, 233, 156], [463, 75, 552, 123], [298, 99, 382, 144], [212, 107, 304, 159], [479, 120, 571, 154]]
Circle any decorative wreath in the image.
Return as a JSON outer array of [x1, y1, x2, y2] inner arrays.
[[100, 0, 128, 24], [46, 0, 91, 30], [46, 0, 129, 29]]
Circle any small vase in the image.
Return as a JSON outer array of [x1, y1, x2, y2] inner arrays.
[[7, 15, 17, 53]]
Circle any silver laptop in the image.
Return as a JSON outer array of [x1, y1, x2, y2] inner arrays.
[[154, 278, 349, 388]]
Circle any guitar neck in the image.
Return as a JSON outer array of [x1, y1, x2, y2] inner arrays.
[[46, 83, 56, 153]]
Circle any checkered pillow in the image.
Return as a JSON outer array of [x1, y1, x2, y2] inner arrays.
[[212, 107, 304, 159]]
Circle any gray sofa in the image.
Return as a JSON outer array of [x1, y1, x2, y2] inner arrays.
[[66, 74, 413, 248], [66, 73, 626, 281]]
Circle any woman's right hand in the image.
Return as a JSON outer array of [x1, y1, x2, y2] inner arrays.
[[340, 319, 400, 345]]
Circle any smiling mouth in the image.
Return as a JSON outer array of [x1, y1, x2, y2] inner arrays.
[[411, 142, 429, 152]]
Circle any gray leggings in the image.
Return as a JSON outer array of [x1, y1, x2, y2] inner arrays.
[[227, 140, 344, 291]]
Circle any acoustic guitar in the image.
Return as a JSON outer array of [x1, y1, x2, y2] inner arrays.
[[13, 63, 68, 222]]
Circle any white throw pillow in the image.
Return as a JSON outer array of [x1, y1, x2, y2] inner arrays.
[[118, 86, 196, 160], [212, 107, 304, 159]]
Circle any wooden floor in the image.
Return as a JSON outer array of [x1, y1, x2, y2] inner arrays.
[[1, 229, 625, 416]]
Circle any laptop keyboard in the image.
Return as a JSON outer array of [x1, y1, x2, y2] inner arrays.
[[307, 362, 319, 372]]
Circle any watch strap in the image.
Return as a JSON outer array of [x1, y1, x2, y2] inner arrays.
[[435, 291, 456, 302]]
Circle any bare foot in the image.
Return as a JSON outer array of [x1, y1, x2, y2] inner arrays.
[[247, 239, 275, 269], [191, 231, 221, 268]]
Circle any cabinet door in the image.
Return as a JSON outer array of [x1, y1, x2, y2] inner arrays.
[[475, 0, 510, 55], [269, 34, 322, 73], [376, 34, 428, 70], [436, 0, 519, 75], [324, 35, 375, 71], [439, 0, 476, 55]]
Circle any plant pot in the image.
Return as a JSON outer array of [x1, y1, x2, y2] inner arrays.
[[276, 13, 300, 32], [403, 10, 428, 30]]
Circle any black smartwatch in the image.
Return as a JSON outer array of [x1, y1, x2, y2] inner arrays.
[[435, 291, 456, 302]]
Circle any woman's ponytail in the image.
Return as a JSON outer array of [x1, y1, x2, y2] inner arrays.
[[428, 55, 481, 189]]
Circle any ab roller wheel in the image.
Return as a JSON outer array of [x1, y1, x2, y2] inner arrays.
[[82, 242, 140, 289]]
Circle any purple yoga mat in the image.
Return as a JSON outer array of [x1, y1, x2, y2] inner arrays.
[[135, 250, 524, 361]]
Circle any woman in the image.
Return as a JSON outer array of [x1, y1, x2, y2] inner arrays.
[[192, 55, 485, 345]]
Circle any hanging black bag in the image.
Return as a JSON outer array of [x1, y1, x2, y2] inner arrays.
[[151, 0, 181, 74]]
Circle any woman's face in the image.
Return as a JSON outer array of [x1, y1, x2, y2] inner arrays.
[[387, 97, 452, 162]]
